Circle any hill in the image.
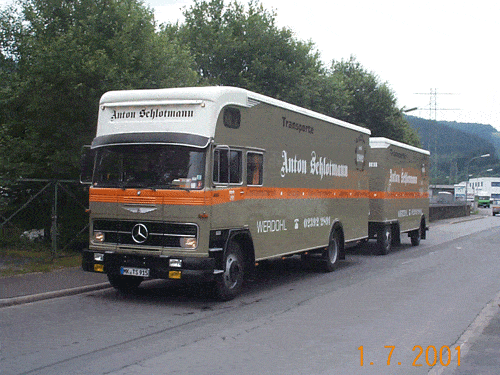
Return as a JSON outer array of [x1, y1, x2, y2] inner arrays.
[[436, 120, 500, 152], [405, 115, 500, 184]]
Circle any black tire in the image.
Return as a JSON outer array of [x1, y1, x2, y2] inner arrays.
[[214, 241, 245, 301], [377, 225, 392, 255], [410, 229, 421, 246], [410, 218, 426, 246], [323, 229, 340, 272], [107, 274, 143, 292], [391, 224, 401, 247]]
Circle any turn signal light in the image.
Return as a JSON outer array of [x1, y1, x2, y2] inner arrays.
[[94, 264, 104, 272]]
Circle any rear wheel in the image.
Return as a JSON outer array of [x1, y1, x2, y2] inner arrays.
[[107, 274, 142, 292], [391, 224, 401, 247], [410, 229, 421, 246], [214, 241, 245, 301], [410, 218, 425, 246], [377, 225, 392, 255]]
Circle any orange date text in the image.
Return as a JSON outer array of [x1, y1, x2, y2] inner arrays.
[[358, 345, 461, 367]]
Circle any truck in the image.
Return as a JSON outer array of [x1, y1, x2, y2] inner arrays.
[[81, 86, 429, 300], [368, 138, 430, 254]]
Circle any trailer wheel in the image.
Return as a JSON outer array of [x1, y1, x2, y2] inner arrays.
[[410, 218, 426, 246], [391, 224, 401, 247], [377, 225, 392, 255], [107, 274, 142, 292], [410, 229, 421, 246], [410, 226, 421, 246], [323, 229, 340, 272], [214, 241, 244, 301]]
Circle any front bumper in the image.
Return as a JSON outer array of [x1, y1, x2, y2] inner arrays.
[[82, 250, 217, 282]]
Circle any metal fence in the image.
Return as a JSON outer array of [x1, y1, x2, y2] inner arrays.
[[0, 179, 89, 258]]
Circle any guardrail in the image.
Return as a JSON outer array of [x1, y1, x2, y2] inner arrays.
[[429, 203, 469, 222]]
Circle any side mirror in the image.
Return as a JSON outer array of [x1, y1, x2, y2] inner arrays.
[[80, 145, 95, 185]]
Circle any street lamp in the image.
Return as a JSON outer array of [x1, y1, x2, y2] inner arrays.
[[465, 153, 490, 207], [403, 107, 419, 113]]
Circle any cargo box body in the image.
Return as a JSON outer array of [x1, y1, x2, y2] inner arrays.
[[368, 137, 430, 252]]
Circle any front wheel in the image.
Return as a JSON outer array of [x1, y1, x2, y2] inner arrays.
[[214, 241, 245, 301]]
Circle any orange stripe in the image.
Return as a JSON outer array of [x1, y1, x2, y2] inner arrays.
[[89, 188, 207, 206], [89, 187, 428, 206], [369, 191, 429, 199]]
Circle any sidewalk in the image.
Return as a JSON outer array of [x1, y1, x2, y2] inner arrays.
[[0, 266, 109, 308]]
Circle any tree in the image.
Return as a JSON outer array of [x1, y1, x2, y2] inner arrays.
[[330, 57, 421, 146], [0, 0, 198, 183], [169, 0, 325, 104], [169, 2, 419, 146]]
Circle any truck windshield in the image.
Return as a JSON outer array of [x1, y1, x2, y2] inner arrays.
[[93, 144, 206, 190]]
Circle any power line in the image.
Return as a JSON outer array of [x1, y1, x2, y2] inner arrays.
[[414, 88, 460, 121], [413, 89, 460, 182]]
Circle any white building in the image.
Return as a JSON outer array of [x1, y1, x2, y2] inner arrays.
[[455, 177, 500, 206]]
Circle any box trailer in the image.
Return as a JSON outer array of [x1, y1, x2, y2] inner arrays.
[[368, 137, 430, 254], [81, 86, 372, 300]]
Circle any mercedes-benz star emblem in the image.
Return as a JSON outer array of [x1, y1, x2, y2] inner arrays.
[[131, 223, 149, 244]]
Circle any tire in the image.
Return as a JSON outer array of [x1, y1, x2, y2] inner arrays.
[[107, 274, 143, 292], [410, 229, 421, 246], [377, 225, 392, 255], [323, 229, 340, 272], [420, 218, 427, 240], [410, 218, 426, 246], [391, 224, 401, 247], [214, 241, 245, 301]]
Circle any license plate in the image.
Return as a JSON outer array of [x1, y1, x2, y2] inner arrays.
[[120, 266, 150, 277]]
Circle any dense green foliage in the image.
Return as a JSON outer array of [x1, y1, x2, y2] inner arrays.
[[330, 58, 420, 146], [437, 120, 500, 154], [0, 0, 198, 183]]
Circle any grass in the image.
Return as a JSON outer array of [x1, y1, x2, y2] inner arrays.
[[0, 241, 81, 277]]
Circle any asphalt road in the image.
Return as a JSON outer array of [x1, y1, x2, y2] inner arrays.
[[1, 212, 500, 375]]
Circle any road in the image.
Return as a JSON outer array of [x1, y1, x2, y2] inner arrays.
[[1, 211, 500, 375]]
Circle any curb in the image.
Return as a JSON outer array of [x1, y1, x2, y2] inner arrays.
[[0, 282, 111, 308], [449, 216, 486, 224]]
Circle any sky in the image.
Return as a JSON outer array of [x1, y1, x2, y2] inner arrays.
[[2, 0, 499, 129]]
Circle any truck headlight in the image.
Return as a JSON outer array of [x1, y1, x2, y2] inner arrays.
[[93, 231, 105, 243], [180, 237, 197, 249], [94, 253, 104, 262]]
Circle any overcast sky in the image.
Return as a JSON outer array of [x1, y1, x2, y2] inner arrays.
[[2, 0, 499, 129]]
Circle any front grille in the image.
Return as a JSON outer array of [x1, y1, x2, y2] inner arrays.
[[93, 220, 198, 248]]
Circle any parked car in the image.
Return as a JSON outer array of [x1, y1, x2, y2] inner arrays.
[[492, 200, 500, 216]]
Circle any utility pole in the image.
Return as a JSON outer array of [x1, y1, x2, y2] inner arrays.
[[414, 89, 459, 183]]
